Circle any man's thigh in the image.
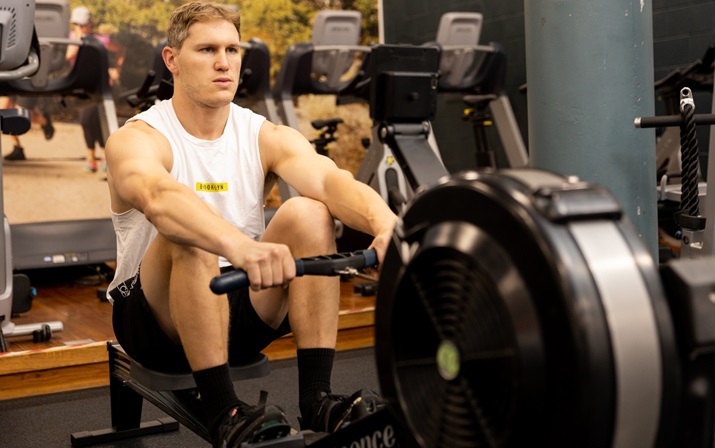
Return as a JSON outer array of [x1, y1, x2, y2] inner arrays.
[[111, 273, 191, 372]]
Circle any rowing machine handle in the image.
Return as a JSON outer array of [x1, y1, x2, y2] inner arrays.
[[209, 249, 378, 295]]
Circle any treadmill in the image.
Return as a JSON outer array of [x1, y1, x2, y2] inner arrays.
[[0, 0, 118, 271]]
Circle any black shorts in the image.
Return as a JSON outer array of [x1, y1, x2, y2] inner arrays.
[[110, 270, 291, 373]]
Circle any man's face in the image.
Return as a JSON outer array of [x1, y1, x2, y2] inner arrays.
[[173, 19, 242, 108]]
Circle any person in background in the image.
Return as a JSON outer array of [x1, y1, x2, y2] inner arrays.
[[67, 6, 125, 173], [1, 96, 55, 161]]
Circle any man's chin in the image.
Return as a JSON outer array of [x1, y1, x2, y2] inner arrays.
[[202, 94, 235, 109]]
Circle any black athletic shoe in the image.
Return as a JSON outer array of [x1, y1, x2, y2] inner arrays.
[[300, 389, 383, 433], [41, 114, 54, 140], [4, 145, 26, 161], [214, 393, 291, 448]]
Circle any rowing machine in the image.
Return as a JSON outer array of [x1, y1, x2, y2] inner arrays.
[[72, 249, 409, 448]]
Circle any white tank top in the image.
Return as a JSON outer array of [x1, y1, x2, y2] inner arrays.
[[107, 99, 266, 303]]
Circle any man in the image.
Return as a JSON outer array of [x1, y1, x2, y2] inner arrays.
[[105, 2, 397, 447]]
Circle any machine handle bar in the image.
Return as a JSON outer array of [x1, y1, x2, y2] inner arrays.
[[210, 249, 378, 294], [635, 113, 715, 128]]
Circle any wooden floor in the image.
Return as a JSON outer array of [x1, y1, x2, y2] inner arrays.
[[0, 264, 377, 401]]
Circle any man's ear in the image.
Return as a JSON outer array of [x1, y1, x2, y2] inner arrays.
[[162, 46, 179, 75]]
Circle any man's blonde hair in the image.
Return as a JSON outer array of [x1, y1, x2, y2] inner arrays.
[[167, 2, 241, 50]]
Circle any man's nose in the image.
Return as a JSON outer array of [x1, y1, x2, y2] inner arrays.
[[214, 51, 230, 70]]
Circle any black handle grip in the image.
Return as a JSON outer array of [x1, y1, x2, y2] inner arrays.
[[634, 113, 715, 128], [210, 249, 378, 294]]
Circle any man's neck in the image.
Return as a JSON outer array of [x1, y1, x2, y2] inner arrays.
[[171, 94, 230, 141]]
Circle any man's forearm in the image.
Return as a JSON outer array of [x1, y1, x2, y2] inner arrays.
[[142, 182, 249, 257], [324, 172, 397, 238]]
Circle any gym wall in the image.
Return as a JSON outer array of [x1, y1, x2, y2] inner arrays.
[[382, 0, 715, 176]]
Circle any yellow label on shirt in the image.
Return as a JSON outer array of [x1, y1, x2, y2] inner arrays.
[[196, 182, 228, 192]]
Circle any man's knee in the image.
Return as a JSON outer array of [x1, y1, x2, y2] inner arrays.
[[282, 196, 330, 215], [271, 197, 336, 251]]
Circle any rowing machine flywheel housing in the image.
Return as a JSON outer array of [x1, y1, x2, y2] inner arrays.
[[375, 169, 680, 448]]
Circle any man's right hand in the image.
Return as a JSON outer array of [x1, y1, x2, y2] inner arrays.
[[231, 241, 296, 291]]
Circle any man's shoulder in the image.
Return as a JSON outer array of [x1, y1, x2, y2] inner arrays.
[[120, 118, 159, 135], [110, 119, 164, 148]]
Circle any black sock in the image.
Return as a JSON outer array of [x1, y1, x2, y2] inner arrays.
[[297, 348, 335, 422], [193, 363, 240, 434]]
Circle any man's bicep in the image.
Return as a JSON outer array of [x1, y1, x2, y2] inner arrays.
[[261, 124, 339, 198]]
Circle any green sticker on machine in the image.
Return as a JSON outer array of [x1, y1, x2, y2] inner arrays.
[[437, 340, 460, 381]]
